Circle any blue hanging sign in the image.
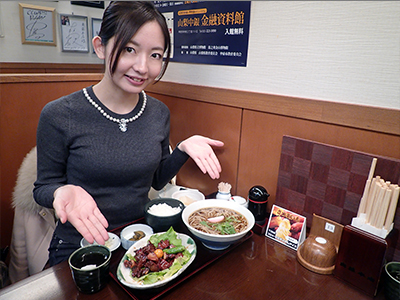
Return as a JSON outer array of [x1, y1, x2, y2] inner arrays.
[[154, 1, 251, 67]]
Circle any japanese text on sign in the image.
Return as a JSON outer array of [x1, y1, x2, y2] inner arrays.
[[154, 1, 251, 67]]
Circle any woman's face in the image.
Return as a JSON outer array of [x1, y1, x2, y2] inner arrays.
[[104, 20, 165, 95]]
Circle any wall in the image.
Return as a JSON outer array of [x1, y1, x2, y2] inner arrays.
[[149, 82, 400, 260], [0, 62, 104, 73], [0, 1, 399, 109], [145, 81, 400, 199], [0, 1, 106, 64], [164, 1, 400, 110], [1, 74, 399, 258], [0, 74, 102, 250], [1, 0, 399, 255]]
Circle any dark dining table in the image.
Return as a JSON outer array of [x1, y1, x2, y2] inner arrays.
[[0, 219, 386, 300]]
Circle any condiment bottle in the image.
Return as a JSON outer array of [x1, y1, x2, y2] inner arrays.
[[247, 185, 270, 224]]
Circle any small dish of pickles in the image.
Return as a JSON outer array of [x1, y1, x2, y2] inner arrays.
[[120, 224, 153, 250]]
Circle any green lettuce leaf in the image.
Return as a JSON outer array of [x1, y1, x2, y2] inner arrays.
[[133, 227, 192, 285], [149, 226, 182, 247]]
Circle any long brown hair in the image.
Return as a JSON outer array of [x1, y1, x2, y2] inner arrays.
[[98, 1, 171, 81]]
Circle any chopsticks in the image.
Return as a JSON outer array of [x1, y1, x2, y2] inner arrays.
[[384, 184, 400, 230], [356, 158, 400, 232], [357, 158, 377, 217]]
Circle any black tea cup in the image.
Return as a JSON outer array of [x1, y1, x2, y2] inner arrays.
[[68, 245, 111, 294]]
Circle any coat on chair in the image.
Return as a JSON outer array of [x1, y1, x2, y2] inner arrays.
[[8, 147, 56, 283]]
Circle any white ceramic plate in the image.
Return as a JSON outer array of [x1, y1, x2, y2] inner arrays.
[[157, 184, 182, 198], [117, 232, 196, 289], [80, 232, 121, 252], [171, 189, 205, 206]]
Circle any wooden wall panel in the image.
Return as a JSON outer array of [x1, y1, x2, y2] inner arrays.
[[148, 92, 242, 196], [238, 110, 400, 211], [1, 74, 399, 253], [0, 68, 47, 74], [0, 75, 101, 248], [147, 82, 400, 136], [0, 62, 104, 74]]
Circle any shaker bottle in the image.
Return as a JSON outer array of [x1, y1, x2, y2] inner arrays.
[[247, 185, 270, 224]]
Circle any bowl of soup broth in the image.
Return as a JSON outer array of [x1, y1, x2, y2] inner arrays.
[[182, 199, 255, 250]]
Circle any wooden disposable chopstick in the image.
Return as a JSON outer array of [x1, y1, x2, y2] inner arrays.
[[357, 158, 377, 217], [375, 188, 392, 228], [384, 185, 400, 230], [368, 181, 386, 225], [364, 177, 380, 222]]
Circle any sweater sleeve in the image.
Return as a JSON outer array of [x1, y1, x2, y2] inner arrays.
[[33, 98, 70, 208], [150, 110, 189, 190], [151, 146, 189, 190]]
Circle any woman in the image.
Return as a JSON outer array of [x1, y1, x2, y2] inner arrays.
[[33, 1, 223, 266]]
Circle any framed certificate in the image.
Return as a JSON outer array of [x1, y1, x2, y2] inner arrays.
[[91, 17, 101, 53], [91, 17, 102, 39], [60, 14, 89, 52], [71, 1, 105, 9], [19, 3, 56, 46]]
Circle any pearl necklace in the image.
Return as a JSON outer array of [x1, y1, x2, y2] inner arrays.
[[83, 88, 147, 132]]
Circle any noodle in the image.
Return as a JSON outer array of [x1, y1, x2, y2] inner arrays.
[[188, 207, 248, 235]]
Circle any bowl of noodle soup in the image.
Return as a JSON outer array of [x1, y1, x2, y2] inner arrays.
[[182, 200, 255, 250]]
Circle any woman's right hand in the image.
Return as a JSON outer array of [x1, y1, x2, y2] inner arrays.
[[53, 185, 109, 245], [178, 135, 224, 179]]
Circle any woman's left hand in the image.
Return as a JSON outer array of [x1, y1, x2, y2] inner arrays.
[[178, 135, 224, 179]]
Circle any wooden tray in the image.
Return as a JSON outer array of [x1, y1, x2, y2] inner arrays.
[[109, 218, 253, 300]]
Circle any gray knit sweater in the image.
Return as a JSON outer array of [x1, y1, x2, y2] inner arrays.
[[33, 86, 188, 244]]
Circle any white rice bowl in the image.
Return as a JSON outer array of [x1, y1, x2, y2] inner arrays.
[[181, 199, 255, 250]]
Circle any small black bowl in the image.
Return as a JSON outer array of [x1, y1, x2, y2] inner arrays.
[[384, 262, 400, 300], [144, 198, 184, 232], [68, 245, 111, 294]]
